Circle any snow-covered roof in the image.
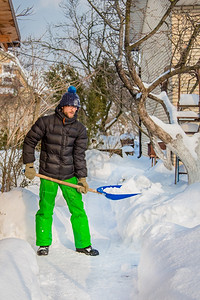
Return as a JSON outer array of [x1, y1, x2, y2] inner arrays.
[[177, 111, 199, 118], [179, 94, 199, 105], [120, 133, 135, 140], [176, 0, 200, 5], [180, 122, 199, 132], [0, 87, 15, 94]]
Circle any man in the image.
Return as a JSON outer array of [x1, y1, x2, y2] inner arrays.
[[23, 86, 99, 256]]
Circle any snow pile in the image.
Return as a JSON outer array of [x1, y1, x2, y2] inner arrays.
[[0, 188, 38, 243], [0, 149, 200, 299], [138, 223, 200, 300], [111, 181, 200, 247], [0, 238, 42, 299], [102, 179, 140, 194]]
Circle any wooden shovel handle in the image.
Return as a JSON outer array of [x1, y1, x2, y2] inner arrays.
[[36, 174, 101, 194]]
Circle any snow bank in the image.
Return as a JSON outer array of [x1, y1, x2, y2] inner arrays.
[[138, 223, 200, 300], [110, 179, 200, 250], [1, 149, 200, 299], [86, 149, 146, 183], [0, 188, 38, 243], [0, 238, 42, 300]]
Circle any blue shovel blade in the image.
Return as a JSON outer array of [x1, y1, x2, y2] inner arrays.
[[97, 185, 141, 200]]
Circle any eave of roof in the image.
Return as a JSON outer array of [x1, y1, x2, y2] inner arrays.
[[0, 0, 21, 50]]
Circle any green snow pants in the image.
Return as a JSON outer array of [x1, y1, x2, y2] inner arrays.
[[36, 176, 91, 249]]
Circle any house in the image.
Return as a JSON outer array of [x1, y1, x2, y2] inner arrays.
[[0, 0, 24, 95], [0, 1, 34, 136], [0, 49, 28, 96], [0, 0, 20, 51], [130, 0, 200, 159]]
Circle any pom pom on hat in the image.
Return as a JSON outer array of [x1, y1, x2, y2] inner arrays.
[[68, 86, 76, 93], [59, 85, 81, 108]]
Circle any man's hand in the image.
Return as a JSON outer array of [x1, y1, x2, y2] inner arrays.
[[25, 163, 36, 180], [77, 178, 89, 194]]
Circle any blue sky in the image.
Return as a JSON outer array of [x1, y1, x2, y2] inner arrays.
[[12, 0, 87, 39]]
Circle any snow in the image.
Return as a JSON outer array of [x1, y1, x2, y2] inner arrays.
[[0, 87, 15, 94], [180, 123, 199, 133], [0, 238, 42, 299], [1, 148, 200, 299], [177, 111, 199, 118], [150, 114, 200, 160], [94, 134, 122, 149], [180, 94, 199, 105], [103, 186, 138, 195], [120, 132, 135, 140], [122, 145, 134, 156], [148, 91, 200, 161]]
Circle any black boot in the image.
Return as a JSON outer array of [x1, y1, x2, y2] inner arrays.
[[37, 246, 49, 256], [76, 246, 99, 256]]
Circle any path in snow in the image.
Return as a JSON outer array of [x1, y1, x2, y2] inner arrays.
[[35, 181, 139, 300]]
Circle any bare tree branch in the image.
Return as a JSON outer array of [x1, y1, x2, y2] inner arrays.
[[15, 5, 34, 18], [175, 23, 200, 68], [147, 63, 200, 94], [87, 0, 120, 31]]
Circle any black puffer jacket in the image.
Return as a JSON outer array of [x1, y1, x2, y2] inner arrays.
[[23, 106, 88, 180]]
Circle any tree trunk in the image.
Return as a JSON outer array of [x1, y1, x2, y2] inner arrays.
[[138, 99, 200, 184], [169, 134, 200, 184]]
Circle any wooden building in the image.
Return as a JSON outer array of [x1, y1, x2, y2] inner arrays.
[[0, 0, 20, 51], [130, 0, 200, 161]]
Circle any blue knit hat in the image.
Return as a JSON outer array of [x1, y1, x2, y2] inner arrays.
[[59, 86, 81, 108]]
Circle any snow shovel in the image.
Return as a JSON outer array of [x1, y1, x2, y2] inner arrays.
[[36, 174, 140, 200]]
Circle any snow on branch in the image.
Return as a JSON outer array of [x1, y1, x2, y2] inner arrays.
[[157, 91, 178, 124], [150, 114, 200, 160]]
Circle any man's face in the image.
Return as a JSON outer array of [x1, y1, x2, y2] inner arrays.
[[62, 105, 77, 118]]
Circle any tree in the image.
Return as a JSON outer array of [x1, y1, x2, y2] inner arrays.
[[0, 79, 34, 192], [0, 48, 57, 192], [43, 62, 83, 103], [43, 58, 123, 140], [35, 0, 126, 138], [84, 58, 123, 137], [87, 0, 200, 184]]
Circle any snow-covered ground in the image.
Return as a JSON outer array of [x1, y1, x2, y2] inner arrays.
[[0, 148, 200, 299]]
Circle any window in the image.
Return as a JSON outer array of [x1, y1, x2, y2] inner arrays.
[[2, 76, 13, 84], [3, 64, 13, 74], [1, 63, 16, 85]]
